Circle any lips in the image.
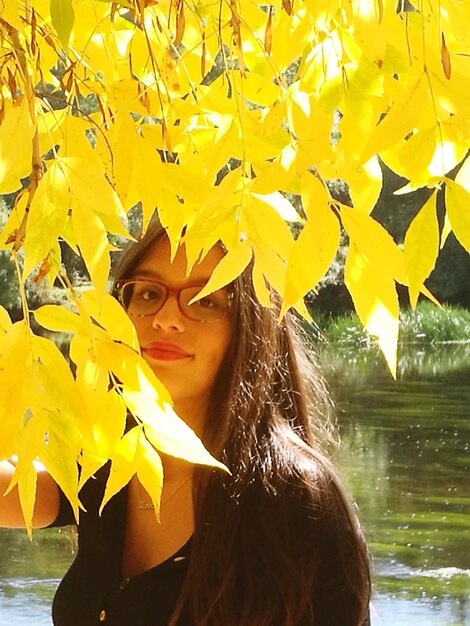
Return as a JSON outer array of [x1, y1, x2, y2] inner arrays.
[[142, 341, 193, 361]]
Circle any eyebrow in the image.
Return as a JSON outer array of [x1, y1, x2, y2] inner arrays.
[[131, 267, 211, 284]]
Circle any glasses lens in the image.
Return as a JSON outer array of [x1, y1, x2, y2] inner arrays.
[[180, 286, 230, 322], [121, 281, 166, 316]]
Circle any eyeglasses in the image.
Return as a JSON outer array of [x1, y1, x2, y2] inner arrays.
[[115, 278, 234, 323]]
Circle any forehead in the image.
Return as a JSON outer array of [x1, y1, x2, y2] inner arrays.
[[134, 237, 225, 284]]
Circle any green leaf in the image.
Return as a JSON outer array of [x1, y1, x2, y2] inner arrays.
[[50, 0, 75, 50]]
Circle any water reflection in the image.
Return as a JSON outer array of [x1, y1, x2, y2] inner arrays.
[[323, 343, 470, 626], [0, 528, 73, 625], [0, 343, 469, 625]]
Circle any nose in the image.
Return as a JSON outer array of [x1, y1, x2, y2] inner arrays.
[[151, 294, 186, 332]]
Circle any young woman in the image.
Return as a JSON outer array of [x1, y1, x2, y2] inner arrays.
[[0, 219, 371, 625]]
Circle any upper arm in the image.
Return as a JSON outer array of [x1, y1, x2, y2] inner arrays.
[[0, 459, 60, 528]]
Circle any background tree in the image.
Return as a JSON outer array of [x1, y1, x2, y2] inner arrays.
[[1, 0, 470, 530]]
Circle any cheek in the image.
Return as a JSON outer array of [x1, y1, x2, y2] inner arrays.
[[207, 323, 233, 367]]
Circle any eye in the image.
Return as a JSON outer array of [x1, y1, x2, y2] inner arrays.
[[198, 296, 217, 309], [191, 290, 228, 312], [133, 283, 165, 302]]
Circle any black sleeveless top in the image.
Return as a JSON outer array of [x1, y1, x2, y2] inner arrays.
[[51, 466, 191, 626], [51, 466, 371, 626]]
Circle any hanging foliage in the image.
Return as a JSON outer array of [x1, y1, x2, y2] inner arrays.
[[1, 0, 470, 531]]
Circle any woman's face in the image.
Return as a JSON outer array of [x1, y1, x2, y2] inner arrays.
[[129, 236, 234, 430]]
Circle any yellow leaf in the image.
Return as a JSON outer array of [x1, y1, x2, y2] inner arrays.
[[361, 75, 431, 163], [453, 153, 470, 193], [155, 161, 209, 242], [190, 240, 253, 303], [252, 256, 273, 308], [100, 426, 141, 514], [62, 156, 124, 218], [445, 179, 470, 253], [242, 109, 290, 162], [23, 161, 69, 278], [244, 193, 295, 261], [382, 127, 436, 180], [41, 422, 81, 521], [249, 240, 288, 298], [0, 305, 12, 333], [440, 211, 452, 250], [15, 456, 38, 537], [70, 333, 110, 402], [0, 320, 30, 398], [343, 56, 383, 123], [340, 206, 406, 284], [30, 334, 84, 416], [135, 437, 164, 518], [284, 174, 341, 310], [0, 191, 28, 248], [78, 451, 108, 491], [251, 145, 297, 194], [96, 337, 172, 406], [141, 402, 227, 470], [347, 156, 383, 214], [404, 191, 439, 308], [88, 390, 127, 459], [0, 98, 35, 194], [50, 0, 75, 50], [251, 191, 302, 223], [285, 215, 340, 308], [72, 205, 111, 292], [11, 412, 48, 535], [0, 0, 25, 33], [37, 109, 67, 157], [427, 138, 468, 180], [80, 290, 139, 349], [344, 242, 399, 376], [288, 89, 334, 169], [34, 304, 82, 334]]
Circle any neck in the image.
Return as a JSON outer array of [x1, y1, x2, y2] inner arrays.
[[160, 453, 195, 482]]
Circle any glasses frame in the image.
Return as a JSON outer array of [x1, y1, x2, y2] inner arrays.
[[115, 278, 234, 323]]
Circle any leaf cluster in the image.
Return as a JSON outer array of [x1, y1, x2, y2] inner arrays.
[[1, 0, 470, 528]]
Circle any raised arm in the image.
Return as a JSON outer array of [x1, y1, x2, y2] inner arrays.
[[0, 459, 60, 528]]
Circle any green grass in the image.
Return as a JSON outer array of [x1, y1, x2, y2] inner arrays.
[[316, 301, 470, 346]]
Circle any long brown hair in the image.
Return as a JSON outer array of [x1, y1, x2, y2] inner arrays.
[[113, 220, 371, 626]]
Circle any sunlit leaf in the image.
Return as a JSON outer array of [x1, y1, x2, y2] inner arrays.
[[72, 205, 111, 292], [0, 305, 12, 333], [135, 437, 164, 517], [50, 0, 75, 49], [122, 388, 226, 471], [2, 0, 470, 518], [99, 426, 141, 514], [344, 242, 399, 377], [80, 290, 139, 349], [23, 162, 69, 278], [190, 239, 253, 302], [445, 179, 470, 253], [0, 98, 35, 194], [404, 191, 439, 308], [283, 174, 340, 312], [34, 305, 82, 334]]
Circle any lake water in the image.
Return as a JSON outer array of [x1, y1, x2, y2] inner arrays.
[[326, 342, 470, 626], [1, 343, 469, 625]]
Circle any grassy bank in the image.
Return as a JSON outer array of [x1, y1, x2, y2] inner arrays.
[[316, 301, 470, 346]]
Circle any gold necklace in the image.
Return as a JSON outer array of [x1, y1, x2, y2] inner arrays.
[[137, 477, 192, 511]]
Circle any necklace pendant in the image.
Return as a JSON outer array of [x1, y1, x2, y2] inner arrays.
[[138, 500, 155, 510]]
